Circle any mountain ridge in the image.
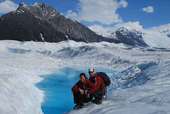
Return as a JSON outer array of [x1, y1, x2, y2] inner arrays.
[[0, 3, 115, 43]]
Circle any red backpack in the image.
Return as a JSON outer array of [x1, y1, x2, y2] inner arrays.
[[97, 72, 111, 86]]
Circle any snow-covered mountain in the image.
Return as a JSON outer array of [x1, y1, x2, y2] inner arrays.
[[110, 27, 148, 47], [1, 2, 169, 48], [103, 24, 170, 48]]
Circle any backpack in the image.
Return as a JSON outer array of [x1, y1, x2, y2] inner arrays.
[[97, 72, 111, 86]]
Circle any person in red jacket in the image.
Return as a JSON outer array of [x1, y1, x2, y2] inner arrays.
[[72, 73, 93, 109], [88, 68, 106, 104]]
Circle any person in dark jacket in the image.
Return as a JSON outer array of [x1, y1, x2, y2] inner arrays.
[[88, 68, 106, 104], [72, 73, 93, 109]]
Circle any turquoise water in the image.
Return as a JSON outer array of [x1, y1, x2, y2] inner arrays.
[[36, 67, 113, 114]]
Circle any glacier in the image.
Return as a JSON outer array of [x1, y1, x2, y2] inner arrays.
[[0, 40, 170, 114]]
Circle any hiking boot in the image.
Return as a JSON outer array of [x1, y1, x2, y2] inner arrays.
[[73, 104, 84, 109], [92, 99, 102, 104], [95, 99, 102, 104]]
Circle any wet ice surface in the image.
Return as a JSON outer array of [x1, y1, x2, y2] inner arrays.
[[37, 67, 114, 114]]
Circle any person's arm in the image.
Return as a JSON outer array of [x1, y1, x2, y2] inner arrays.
[[72, 82, 79, 93]]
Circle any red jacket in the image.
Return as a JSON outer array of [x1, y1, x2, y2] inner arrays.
[[89, 75, 106, 94], [72, 80, 93, 94]]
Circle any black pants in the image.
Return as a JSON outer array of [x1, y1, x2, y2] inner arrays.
[[91, 87, 106, 104], [73, 92, 90, 105]]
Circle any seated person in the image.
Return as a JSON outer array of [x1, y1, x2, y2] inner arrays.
[[72, 73, 93, 109]]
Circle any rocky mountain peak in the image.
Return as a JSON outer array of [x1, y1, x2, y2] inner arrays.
[[16, 2, 60, 20], [0, 3, 113, 43]]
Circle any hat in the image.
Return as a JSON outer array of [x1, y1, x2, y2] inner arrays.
[[89, 68, 95, 73]]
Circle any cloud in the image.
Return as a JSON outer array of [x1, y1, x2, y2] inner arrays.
[[66, 0, 128, 25], [143, 25, 170, 48], [119, 0, 128, 8], [142, 6, 154, 13], [115, 21, 144, 31], [0, 0, 18, 14], [66, 10, 79, 21], [89, 25, 113, 37]]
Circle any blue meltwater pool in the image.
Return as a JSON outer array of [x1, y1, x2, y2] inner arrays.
[[36, 67, 113, 114]]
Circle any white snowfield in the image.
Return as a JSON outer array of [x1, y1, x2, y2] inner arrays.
[[0, 40, 170, 114]]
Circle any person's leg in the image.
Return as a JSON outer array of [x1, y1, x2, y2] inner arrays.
[[91, 91, 103, 104], [73, 92, 84, 109], [96, 92, 103, 104]]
